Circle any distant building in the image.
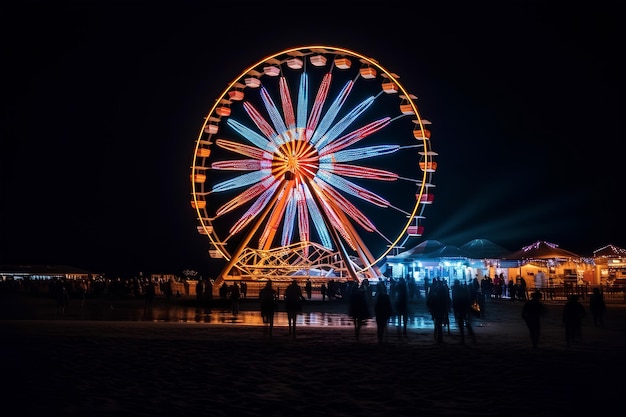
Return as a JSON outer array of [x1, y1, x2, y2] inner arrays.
[[592, 244, 626, 285], [0, 264, 95, 281]]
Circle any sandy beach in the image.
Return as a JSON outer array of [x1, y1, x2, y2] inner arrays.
[[1, 293, 625, 416]]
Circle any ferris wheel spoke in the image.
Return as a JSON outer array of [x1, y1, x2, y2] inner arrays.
[[227, 116, 278, 152], [296, 73, 309, 132], [324, 145, 400, 162], [315, 172, 390, 208], [259, 87, 289, 143], [322, 163, 398, 181], [241, 101, 281, 146], [295, 187, 310, 242], [318, 118, 391, 156], [215, 178, 275, 217], [320, 199, 356, 251], [309, 80, 355, 146], [305, 73, 332, 136], [281, 191, 298, 246], [316, 183, 377, 232], [258, 185, 291, 250], [278, 77, 296, 131], [303, 184, 334, 250], [212, 170, 270, 193], [312, 95, 377, 150], [228, 182, 280, 235], [215, 138, 270, 160]]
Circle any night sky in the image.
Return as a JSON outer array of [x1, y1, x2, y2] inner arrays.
[[1, 3, 623, 277]]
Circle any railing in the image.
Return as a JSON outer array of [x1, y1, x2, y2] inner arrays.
[[523, 284, 626, 303]]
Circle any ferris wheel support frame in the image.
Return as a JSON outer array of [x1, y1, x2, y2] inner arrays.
[[215, 175, 293, 285]]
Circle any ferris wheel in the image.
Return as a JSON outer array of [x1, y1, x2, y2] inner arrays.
[[190, 46, 437, 284]]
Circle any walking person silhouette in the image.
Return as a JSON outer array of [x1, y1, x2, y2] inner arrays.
[[521, 290, 547, 348], [259, 280, 278, 337], [451, 279, 475, 345], [349, 279, 371, 341], [563, 295, 586, 347], [427, 280, 451, 344], [374, 281, 392, 344], [230, 282, 241, 314], [588, 287, 606, 327], [284, 279, 304, 339], [393, 277, 409, 336]]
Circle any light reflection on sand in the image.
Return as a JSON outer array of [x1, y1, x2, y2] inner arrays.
[[97, 304, 444, 329]]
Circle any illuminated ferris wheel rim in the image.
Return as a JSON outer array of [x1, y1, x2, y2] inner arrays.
[[190, 45, 436, 275]]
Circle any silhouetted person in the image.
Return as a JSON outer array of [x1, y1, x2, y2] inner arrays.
[[219, 282, 229, 300], [475, 288, 486, 317], [521, 290, 547, 348], [508, 279, 516, 301], [563, 295, 586, 346], [79, 279, 88, 309], [589, 287, 606, 327], [55, 279, 69, 316], [374, 281, 392, 343], [284, 279, 304, 339], [423, 277, 430, 297], [427, 280, 451, 344], [230, 282, 240, 314], [144, 279, 155, 311], [393, 277, 409, 336], [163, 278, 173, 300], [195, 279, 204, 301], [259, 280, 278, 337], [320, 283, 327, 301], [451, 279, 475, 344], [204, 279, 213, 305], [348, 280, 371, 341], [518, 277, 528, 301], [305, 278, 313, 300]]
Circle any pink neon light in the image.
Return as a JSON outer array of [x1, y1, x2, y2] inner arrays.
[[318, 118, 391, 156], [216, 139, 269, 160], [279, 77, 296, 130], [306, 73, 332, 134], [243, 101, 279, 143], [329, 164, 398, 181]]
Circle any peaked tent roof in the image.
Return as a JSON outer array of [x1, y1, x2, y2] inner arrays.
[[393, 240, 444, 258], [593, 244, 626, 258], [460, 238, 511, 259], [504, 241, 581, 261], [423, 245, 468, 259]]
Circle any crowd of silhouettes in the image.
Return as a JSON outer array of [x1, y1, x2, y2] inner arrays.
[[7, 273, 609, 348]]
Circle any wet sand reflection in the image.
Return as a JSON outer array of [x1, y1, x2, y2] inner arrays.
[[90, 303, 440, 329]]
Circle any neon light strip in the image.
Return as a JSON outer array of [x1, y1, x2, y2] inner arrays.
[[318, 118, 391, 156], [320, 145, 399, 162], [212, 170, 271, 193], [305, 73, 331, 137], [226, 119, 278, 154], [321, 163, 398, 181], [303, 184, 333, 249], [316, 171, 390, 208], [310, 80, 354, 146], [260, 86, 288, 146], [216, 178, 275, 217]]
